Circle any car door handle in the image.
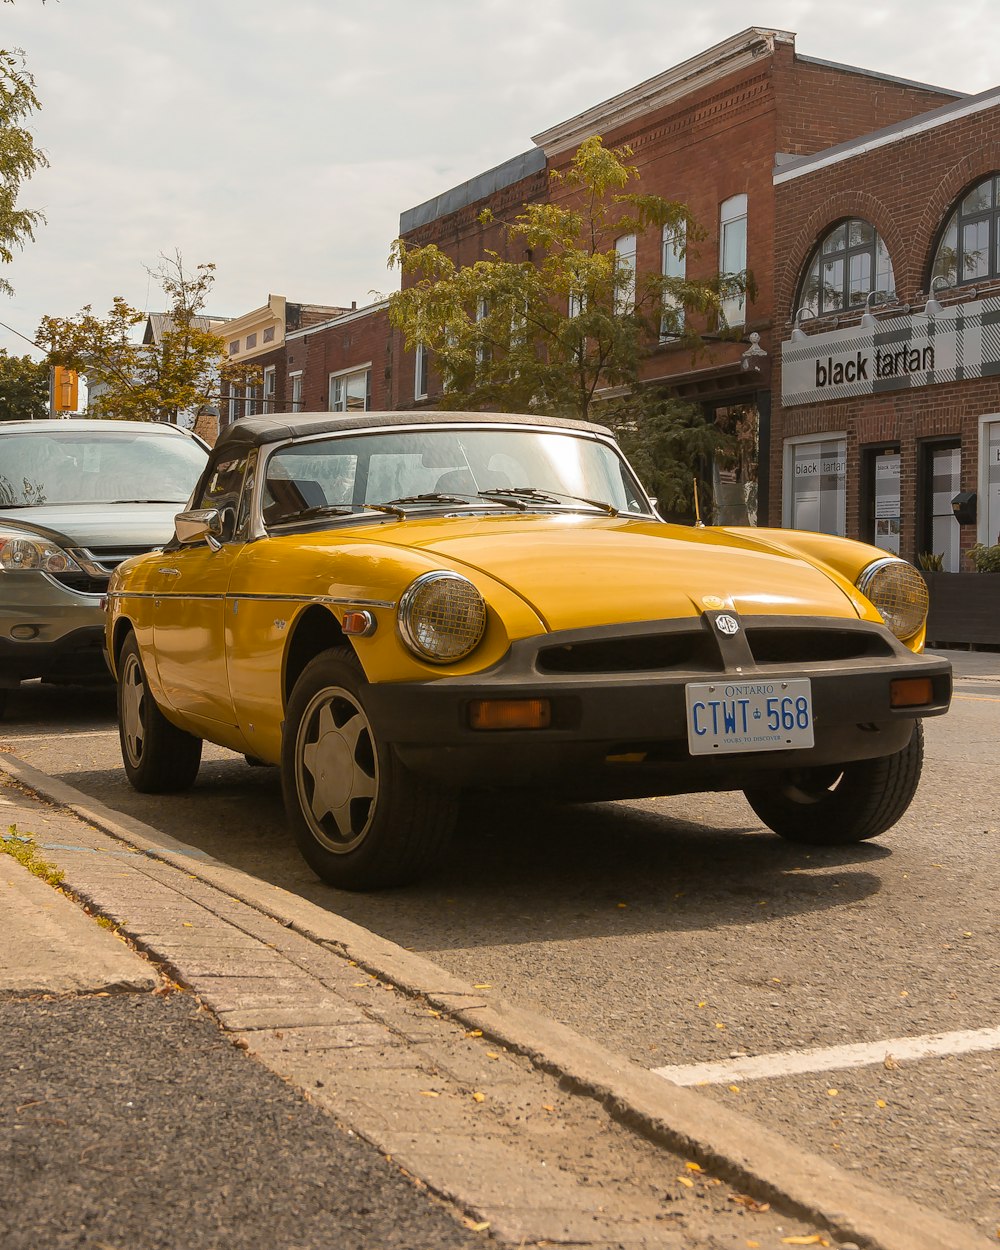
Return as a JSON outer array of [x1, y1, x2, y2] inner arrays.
[[157, 567, 181, 577]]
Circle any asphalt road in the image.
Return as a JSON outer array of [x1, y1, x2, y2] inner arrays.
[[1, 658, 998, 1239]]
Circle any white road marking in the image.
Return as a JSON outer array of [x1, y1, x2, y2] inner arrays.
[[654, 1025, 1000, 1085], [1, 729, 115, 742]]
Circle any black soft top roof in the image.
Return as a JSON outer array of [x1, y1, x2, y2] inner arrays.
[[213, 410, 613, 454]]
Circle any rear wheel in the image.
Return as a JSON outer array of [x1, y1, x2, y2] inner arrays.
[[117, 633, 202, 793], [281, 647, 457, 890], [743, 723, 923, 845]]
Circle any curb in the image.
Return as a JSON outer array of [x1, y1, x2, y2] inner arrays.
[[1, 751, 991, 1250]]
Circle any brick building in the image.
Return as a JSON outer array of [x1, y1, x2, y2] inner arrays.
[[772, 85, 1000, 573], [392, 27, 960, 521]]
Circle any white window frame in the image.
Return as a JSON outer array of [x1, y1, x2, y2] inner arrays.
[[414, 345, 428, 401], [978, 413, 1000, 546], [328, 364, 371, 412], [614, 233, 636, 315], [244, 380, 261, 418], [262, 365, 276, 414], [289, 370, 303, 413], [660, 222, 686, 340], [782, 431, 847, 536], [720, 194, 748, 327]]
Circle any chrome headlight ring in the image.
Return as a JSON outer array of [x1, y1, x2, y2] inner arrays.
[[398, 571, 487, 664], [856, 556, 929, 640]]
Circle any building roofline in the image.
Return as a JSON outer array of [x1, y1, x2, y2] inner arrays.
[[774, 82, 1000, 185], [530, 27, 796, 157], [285, 298, 390, 342], [399, 148, 547, 235], [795, 53, 964, 100]]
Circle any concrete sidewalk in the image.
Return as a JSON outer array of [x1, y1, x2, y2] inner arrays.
[[2, 739, 992, 1250]]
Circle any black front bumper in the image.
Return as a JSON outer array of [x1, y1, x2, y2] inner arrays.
[[363, 614, 952, 798], [0, 626, 111, 687]]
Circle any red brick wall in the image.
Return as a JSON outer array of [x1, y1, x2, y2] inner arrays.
[[285, 306, 393, 414], [772, 100, 1000, 555]]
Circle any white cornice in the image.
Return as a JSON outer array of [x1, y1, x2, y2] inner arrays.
[[531, 27, 795, 158]]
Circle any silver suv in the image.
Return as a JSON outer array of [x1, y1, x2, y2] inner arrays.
[[0, 418, 208, 715]]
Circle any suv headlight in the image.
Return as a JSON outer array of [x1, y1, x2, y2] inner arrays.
[[0, 532, 83, 575], [398, 571, 487, 663], [856, 557, 928, 639]]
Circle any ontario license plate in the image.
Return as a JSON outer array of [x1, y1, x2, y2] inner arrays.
[[685, 678, 815, 755]]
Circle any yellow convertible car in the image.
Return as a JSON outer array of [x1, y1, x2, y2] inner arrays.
[[106, 412, 951, 890]]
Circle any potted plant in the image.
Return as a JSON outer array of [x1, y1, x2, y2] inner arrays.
[[921, 543, 1000, 648]]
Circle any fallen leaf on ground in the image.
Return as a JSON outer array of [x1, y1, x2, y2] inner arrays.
[[676, 1176, 695, 1188], [781, 1237, 828, 1245], [884, 1054, 899, 1070], [418, 1090, 440, 1098], [472, 1092, 485, 1103], [728, 1194, 770, 1212], [685, 1162, 703, 1172]]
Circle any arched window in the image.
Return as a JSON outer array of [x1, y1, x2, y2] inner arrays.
[[931, 174, 1000, 289], [797, 219, 894, 318]]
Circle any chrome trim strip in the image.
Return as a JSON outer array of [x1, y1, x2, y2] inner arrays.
[[107, 590, 396, 609]]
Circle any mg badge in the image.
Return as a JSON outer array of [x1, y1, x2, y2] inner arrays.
[[715, 613, 740, 636]]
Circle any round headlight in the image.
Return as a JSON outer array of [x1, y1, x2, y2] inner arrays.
[[856, 557, 929, 640], [398, 571, 487, 663]]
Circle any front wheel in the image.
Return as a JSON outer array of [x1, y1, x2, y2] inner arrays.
[[117, 633, 202, 793], [743, 723, 923, 845], [281, 647, 458, 890]]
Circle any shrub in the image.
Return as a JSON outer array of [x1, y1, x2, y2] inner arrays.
[[967, 542, 1000, 572], [917, 551, 944, 571]]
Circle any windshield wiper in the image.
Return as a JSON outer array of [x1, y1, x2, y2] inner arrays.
[[270, 502, 407, 523], [380, 492, 526, 511], [481, 486, 618, 516]]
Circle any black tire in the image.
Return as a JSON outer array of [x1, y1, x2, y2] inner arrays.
[[743, 722, 923, 845], [281, 647, 457, 890], [0, 688, 8, 720], [117, 632, 202, 793]]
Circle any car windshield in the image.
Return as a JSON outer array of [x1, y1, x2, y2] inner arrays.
[[261, 426, 651, 524], [0, 428, 206, 507]]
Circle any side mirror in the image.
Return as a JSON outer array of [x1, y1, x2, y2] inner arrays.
[[175, 507, 224, 550]]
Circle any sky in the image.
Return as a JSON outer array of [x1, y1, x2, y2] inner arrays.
[[4, 0, 1000, 361]]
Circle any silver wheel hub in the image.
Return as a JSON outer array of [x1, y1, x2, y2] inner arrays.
[[297, 688, 377, 854], [121, 654, 145, 766]]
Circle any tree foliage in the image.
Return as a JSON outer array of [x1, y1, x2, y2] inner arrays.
[[388, 138, 753, 415], [37, 253, 227, 423], [0, 346, 47, 419], [0, 40, 47, 296]]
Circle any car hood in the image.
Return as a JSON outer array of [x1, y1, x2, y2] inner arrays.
[[0, 501, 185, 549], [374, 513, 866, 630]]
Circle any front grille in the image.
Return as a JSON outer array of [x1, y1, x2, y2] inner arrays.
[[538, 631, 718, 674], [745, 626, 894, 665], [51, 544, 157, 594]]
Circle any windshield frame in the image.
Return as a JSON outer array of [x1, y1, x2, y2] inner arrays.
[[252, 419, 656, 535]]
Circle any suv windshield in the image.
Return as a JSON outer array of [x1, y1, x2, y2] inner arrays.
[[0, 429, 206, 507], [262, 426, 651, 524]]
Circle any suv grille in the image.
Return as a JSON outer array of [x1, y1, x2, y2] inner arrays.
[[51, 544, 157, 595]]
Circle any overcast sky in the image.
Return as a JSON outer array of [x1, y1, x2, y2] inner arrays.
[[3, 0, 1000, 358]]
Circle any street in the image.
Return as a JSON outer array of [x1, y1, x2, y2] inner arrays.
[[1, 653, 997, 1241]]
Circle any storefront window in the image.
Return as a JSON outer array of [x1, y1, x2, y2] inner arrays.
[[982, 419, 1000, 545], [865, 448, 901, 554], [784, 436, 846, 535], [798, 219, 895, 318]]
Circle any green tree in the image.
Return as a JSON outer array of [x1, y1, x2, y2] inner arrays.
[[0, 346, 47, 418], [0, 38, 47, 296], [387, 137, 754, 514], [37, 253, 227, 422]]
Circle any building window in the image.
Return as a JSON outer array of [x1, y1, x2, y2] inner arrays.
[[980, 416, 1000, 546], [475, 298, 490, 368], [719, 195, 748, 327], [414, 344, 428, 401], [783, 434, 846, 536], [262, 366, 276, 414], [931, 174, 1000, 289], [229, 341, 240, 356], [289, 371, 303, 413], [227, 379, 240, 424], [920, 440, 961, 571], [329, 366, 370, 412], [660, 222, 686, 340], [798, 219, 894, 318], [245, 333, 257, 350], [614, 234, 636, 314], [244, 381, 261, 417], [263, 326, 275, 344]]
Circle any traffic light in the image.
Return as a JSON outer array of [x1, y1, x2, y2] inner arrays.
[[51, 366, 79, 413]]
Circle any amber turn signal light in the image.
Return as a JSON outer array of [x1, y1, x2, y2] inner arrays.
[[468, 698, 552, 730], [890, 677, 933, 707]]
